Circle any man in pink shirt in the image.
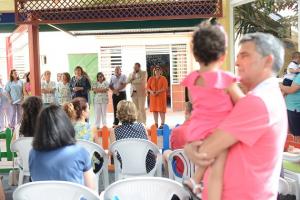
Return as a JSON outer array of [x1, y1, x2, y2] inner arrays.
[[185, 32, 287, 200]]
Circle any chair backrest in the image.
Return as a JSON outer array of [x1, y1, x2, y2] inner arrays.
[[77, 139, 109, 192], [13, 181, 100, 200], [10, 137, 33, 173], [103, 177, 190, 200], [168, 149, 195, 182], [109, 138, 160, 177], [278, 177, 290, 195], [76, 139, 108, 176]]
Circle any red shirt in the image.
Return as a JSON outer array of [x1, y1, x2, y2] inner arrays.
[[170, 119, 191, 174]]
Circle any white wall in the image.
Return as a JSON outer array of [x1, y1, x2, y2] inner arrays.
[[39, 32, 99, 80]]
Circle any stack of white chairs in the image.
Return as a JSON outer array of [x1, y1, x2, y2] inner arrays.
[[109, 138, 162, 180]]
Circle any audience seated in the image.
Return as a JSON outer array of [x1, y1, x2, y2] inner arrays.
[[163, 102, 192, 176], [12, 96, 43, 142], [63, 97, 98, 143], [111, 100, 156, 173], [29, 105, 95, 190]]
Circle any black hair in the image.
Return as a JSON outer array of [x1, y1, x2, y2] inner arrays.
[[192, 20, 226, 66], [32, 105, 76, 151], [96, 72, 106, 81], [19, 96, 43, 137]]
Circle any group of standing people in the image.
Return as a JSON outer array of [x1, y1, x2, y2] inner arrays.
[[0, 61, 170, 131]]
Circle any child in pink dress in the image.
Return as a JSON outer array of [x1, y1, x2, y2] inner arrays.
[[182, 21, 244, 200]]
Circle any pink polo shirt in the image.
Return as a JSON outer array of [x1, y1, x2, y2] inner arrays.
[[202, 78, 288, 200]]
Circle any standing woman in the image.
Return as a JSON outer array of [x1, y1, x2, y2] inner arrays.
[[57, 72, 72, 105], [5, 69, 23, 129], [92, 72, 109, 129], [23, 72, 31, 98], [70, 66, 91, 102], [147, 66, 168, 129], [41, 71, 56, 106]]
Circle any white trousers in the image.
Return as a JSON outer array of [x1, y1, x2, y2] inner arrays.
[[94, 103, 107, 128]]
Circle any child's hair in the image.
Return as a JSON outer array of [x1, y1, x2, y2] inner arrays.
[[192, 21, 227, 66], [116, 100, 137, 123], [63, 102, 76, 121], [292, 52, 300, 60], [19, 96, 43, 137], [71, 97, 88, 120]]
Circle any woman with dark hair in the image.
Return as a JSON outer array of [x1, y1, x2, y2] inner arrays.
[[23, 72, 31, 98], [5, 69, 23, 129], [29, 105, 95, 190], [92, 72, 109, 129], [70, 66, 91, 102], [147, 66, 168, 129], [57, 72, 72, 105], [13, 96, 43, 141]]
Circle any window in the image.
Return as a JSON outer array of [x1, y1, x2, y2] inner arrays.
[[171, 44, 187, 84], [99, 46, 122, 80]]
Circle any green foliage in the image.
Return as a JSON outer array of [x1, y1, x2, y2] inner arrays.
[[234, 0, 298, 40]]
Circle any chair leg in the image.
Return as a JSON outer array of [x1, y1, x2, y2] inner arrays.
[[102, 168, 109, 189], [18, 170, 24, 186], [156, 155, 162, 177]]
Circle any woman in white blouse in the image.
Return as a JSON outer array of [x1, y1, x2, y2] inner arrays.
[[57, 72, 72, 105], [92, 72, 109, 129]]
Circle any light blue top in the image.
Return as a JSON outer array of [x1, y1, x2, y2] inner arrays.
[[29, 144, 91, 185], [74, 122, 93, 141], [5, 80, 23, 104], [109, 74, 127, 92], [286, 73, 300, 112]]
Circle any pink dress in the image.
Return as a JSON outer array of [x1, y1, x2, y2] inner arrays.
[[181, 70, 237, 142]]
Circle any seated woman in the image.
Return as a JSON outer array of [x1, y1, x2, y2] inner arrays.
[[113, 100, 156, 173], [29, 105, 95, 190], [13, 96, 43, 141]]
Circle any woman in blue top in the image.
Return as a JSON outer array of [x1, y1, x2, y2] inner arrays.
[[29, 105, 95, 190], [280, 73, 300, 142], [5, 69, 23, 129]]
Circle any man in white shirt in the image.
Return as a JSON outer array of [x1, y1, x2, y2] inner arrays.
[[109, 66, 127, 126]]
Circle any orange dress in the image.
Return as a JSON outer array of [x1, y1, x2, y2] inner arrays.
[[147, 75, 168, 113]]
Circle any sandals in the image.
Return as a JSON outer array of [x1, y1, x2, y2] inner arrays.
[[182, 178, 203, 200]]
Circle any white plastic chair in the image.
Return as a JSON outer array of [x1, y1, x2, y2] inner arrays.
[[103, 177, 190, 200], [109, 138, 162, 180], [279, 177, 290, 195], [167, 149, 195, 182], [10, 137, 33, 185], [13, 181, 100, 200], [77, 139, 109, 192]]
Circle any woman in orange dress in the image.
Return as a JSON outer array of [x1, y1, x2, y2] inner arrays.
[[147, 66, 168, 128]]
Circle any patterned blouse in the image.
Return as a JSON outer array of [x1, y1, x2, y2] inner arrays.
[[74, 121, 93, 141], [41, 81, 56, 104], [115, 122, 156, 173], [92, 81, 109, 104], [57, 82, 72, 105]]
